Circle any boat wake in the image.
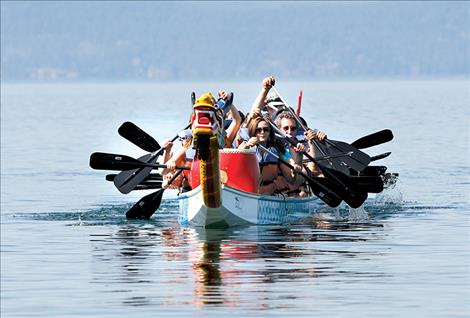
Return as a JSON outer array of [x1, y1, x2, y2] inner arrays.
[[6, 176, 453, 228]]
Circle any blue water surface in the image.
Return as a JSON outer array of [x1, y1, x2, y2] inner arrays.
[[1, 80, 469, 317]]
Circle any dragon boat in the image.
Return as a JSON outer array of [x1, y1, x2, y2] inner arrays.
[[178, 95, 327, 228], [178, 149, 324, 228], [89, 91, 396, 228]]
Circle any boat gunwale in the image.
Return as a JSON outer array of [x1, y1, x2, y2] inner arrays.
[[176, 184, 322, 204]]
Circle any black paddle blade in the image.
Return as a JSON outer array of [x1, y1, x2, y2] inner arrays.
[[89, 152, 141, 171], [318, 165, 368, 208], [113, 153, 157, 194], [351, 129, 393, 149], [107, 174, 163, 191], [191, 92, 196, 105], [114, 123, 191, 195], [371, 152, 391, 161], [360, 166, 387, 177], [118, 122, 161, 152], [349, 176, 384, 193], [106, 173, 163, 182], [126, 189, 165, 219], [322, 140, 371, 172], [312, 142, 351, 175], [134, 182, 163, 191], [307, 177, 343, 207]]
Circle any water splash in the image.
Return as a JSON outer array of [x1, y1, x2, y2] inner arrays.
[[77, 212, 84, 226], [347, 205, 370, 222], [375, 174, 403, 205]]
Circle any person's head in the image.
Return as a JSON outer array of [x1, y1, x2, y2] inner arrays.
[[247, 116, 273, 143], [275, 111, 298, 137], [264, 91, 284, 117]]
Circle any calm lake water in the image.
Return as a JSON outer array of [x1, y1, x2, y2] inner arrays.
[[1, 80, 469, 317]]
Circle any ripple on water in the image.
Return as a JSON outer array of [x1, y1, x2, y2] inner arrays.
[[3, 197, 468, 317], [5, 191, 458, 228]]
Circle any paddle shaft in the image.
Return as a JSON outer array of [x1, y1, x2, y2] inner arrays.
[[114, 123, 191, 193], [134, 182, 163, 190], [90, 152, 190, 171], [272, 127, 355, 192], [272, 87, 309, 131], [125, 169, 184, 219], [264, 114, 368, 207], [371, 152, 391, 161], [106, 173, 162, 182], [257, 144, 341, 206], [272, 87, 370, 171], [323, 139, 370, 170], [267, 119, 347, 179], [115, 160, 189, 171], [302, 151, 354, 162], [272, 87, 341, 169]]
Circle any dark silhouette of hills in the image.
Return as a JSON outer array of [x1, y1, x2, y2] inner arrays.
[[1, 2, 468, 81]]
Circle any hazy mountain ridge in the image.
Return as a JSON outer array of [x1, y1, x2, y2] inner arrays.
[[1, 2, 469, 81]]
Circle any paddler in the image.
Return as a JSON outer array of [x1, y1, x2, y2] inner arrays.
[[238, 115, 292, 195], [274, 111, 327, 196]]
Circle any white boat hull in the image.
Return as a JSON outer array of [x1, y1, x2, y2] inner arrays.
[[178, 185, 324, 228]]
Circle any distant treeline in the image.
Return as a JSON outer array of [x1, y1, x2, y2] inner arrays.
[[1, 2, 469, 81]]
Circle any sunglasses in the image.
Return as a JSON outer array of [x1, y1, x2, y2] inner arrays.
[[282, 125, 297, 131], [255, 127, 270, 133]]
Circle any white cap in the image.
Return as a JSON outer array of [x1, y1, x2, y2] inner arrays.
[[265, 90, 280, 103], [266, 101, 285, 110]]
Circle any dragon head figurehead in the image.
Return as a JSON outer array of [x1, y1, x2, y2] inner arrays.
[[191, 92, 227, 150]]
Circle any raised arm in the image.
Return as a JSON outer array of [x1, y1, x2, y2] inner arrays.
[[225, 104, 242, 146], [244, 76, 275, 126], [217, 89, 243, 147]]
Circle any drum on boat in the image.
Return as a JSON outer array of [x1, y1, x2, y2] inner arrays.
[[189, 148, 261, 194]]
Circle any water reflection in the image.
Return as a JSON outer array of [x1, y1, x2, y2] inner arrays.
[[191, 240, 224, 305], [89, 219, 387, 309]]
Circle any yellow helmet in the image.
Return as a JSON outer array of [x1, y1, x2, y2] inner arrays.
[[194, 92, 216, 107]]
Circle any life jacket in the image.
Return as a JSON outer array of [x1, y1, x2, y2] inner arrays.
[[255, 146, 279, 165]]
